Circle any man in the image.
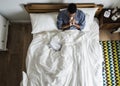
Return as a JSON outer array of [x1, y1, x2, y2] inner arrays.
[[57, 3, 86, 31]]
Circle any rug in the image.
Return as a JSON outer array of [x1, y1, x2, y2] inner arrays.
[[100, 40, 120, 86]]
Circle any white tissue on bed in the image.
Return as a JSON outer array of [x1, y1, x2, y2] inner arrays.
[[49, 36, 61, 51], [49, 30, 84, 51]]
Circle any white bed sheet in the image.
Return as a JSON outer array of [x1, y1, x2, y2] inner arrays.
[[21, 19, 103, 86]]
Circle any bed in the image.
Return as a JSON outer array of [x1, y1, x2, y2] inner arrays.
[[21, 3, 104, 86]]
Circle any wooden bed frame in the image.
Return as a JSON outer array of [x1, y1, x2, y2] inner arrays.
[[24, 3, 103, 16]]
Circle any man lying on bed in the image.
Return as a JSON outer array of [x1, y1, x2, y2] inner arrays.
[[57, 3, 86, 31]]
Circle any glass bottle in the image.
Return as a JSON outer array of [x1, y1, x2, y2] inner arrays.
[[111, 12, 120, 21], [104, 9, 111, 18]]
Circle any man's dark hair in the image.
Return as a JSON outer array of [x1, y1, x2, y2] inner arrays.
[[67, 3, 77, 14]]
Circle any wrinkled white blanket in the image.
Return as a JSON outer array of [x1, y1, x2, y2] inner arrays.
[[21, 20, 103, 86]]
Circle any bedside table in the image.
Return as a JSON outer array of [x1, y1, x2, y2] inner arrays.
[[99, 9, 120, 30]]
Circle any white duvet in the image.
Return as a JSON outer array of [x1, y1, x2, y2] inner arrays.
[[21, 20, 103, 86]]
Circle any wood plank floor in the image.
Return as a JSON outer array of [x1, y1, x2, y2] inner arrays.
[[0, 23, 32, 86], [100, 29, 120, 40], [0, 23, 120, 86]]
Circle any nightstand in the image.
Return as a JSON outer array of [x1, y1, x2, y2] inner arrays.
[[0, 15, 9, 51], [99, 9, 120, 30]]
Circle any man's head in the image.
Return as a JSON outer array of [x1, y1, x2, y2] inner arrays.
[[67, 3, 77, 17]]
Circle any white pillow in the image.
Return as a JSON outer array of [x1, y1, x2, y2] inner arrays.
[[80, 8, 98, 31], [60, 8, 98, 31], [78, 8, 98, 24], [30, 12, 58, 34], [82, 13, 91, 31]]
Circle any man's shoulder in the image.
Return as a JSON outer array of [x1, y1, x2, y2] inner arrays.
[[76, 10, 85, 18], [77, 9, 85, 15], [58, 9, 68, 17], [59, 9, 67, 14]]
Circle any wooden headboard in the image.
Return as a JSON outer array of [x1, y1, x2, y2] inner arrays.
[[24, 3, 103, 16]]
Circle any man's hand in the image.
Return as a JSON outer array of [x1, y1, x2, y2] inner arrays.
[[69, 17, 73, 26], [62, 24, 70, 30], [62, 17, 80, 30], [69, 17, 76, 26], [69, 20, 72, 26], [70, 18, 80, 30], [72, 19, 76, 25]]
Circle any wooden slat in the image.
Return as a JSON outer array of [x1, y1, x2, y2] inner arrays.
[[24, 3, 103, 16], [27, 5, 67, 10], [26, 9, 59, 13], [27, 3, 96, 9]]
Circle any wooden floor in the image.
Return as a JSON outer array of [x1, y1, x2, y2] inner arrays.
[[0, 23, 120, 86], [100, 29, 120, 41], [0, 23, 32, 86]]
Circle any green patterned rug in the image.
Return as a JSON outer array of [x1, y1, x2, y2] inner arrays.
[[100, 40, 120, 86]]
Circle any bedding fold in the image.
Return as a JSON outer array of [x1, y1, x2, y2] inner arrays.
[[21, 20, 103, 86]]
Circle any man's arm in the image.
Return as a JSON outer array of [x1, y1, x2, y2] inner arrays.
[[62, 24, 70, 30], [73, 24, 80, 30], [62, 21, 74, 30], [57, 12, 63, 30], [72, 11, 86, 30], [62, 18, 81, 30], [57, 11, 74, 31], [68, 19, 80, 30], [57, 12, 71, 31], [72, 19, 80, 30], [57, 17, 71, 30], [77, 12, 86, 30]]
